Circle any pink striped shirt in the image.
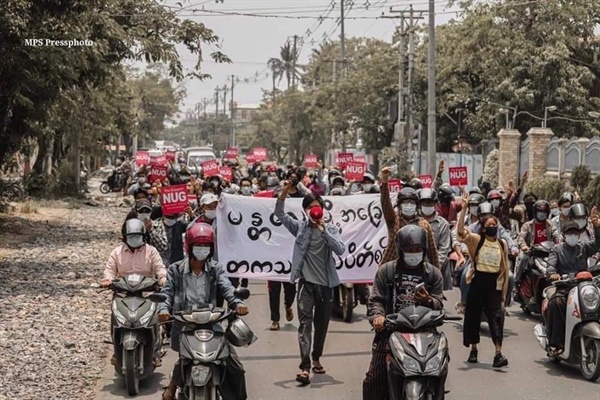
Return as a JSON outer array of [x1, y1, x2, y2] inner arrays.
[[103, 243, 167, 281]]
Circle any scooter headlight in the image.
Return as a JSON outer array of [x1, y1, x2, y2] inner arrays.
[[139, 303, 156, 326], [111, 301, 127, 325], [425, 335, 447, 373], [390, 334, 421, 373], [581, 286, 600, 310]]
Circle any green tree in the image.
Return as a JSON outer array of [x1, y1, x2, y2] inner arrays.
[[571, 164, 592, 195]]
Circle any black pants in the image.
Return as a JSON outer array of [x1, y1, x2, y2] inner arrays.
[[297, 280, 333, 372], [547, 288, 567, 348], [171, 343, 247, 400], [268, 281, 296, 322], [463, 272, 505, 347], [363, 339, 389, 400]]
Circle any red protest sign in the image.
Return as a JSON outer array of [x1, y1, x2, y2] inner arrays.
[[448, 166, 468, 186], [165, 150, 176, 162], [148, 165, 168, 183], [388, 179, 403, 194], [253, 147, 267, 161], [255, 190, 275, 198], [225, 147, 239, 159], [246, 153, 256, 164], [187, 193, 198, 205], [201, 160, 220, 177], [219, 166, 233, 182], [150, 154, 167, 166], [354, 155, 366, 163], [161, 184, 188, 215], [135, 151, 149, 166], [338, 153, 354, 168], [419, 174, 433, 188], [345, 161, 366, 181], [304, 154, 318, 168]]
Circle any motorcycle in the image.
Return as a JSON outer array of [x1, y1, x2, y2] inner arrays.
[[385, 305, 461, 400], [534, 271, 600, 381], [109, 274, 166, 396], [333, 282, 371, 323], [100, 168, 126, 194], [171, 288, 256, 400], [514, 240, 554, 315]]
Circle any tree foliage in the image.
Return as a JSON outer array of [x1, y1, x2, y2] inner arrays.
[[526, 176, 567, 201], [571, 164, 592, 194], [482, 148, 500, 187]]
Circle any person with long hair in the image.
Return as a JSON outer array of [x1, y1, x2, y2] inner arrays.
[[457, 191, 510, 368]]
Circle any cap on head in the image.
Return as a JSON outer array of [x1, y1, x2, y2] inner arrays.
[[562, 220, 580, 234], [200, 193, 219, 206]]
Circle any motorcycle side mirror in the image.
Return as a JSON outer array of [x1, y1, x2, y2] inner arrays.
[[234, 288, 251, 300], [148, 293, 168, 303]]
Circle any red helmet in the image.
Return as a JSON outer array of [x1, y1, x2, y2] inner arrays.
[[487, 190, 502, 201], [185, 223, 215, 254]]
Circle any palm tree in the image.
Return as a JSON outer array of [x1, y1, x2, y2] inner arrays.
[[268, 41, 303, 91]]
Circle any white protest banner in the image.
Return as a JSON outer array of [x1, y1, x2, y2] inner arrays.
[[216, 193, 390, 283]]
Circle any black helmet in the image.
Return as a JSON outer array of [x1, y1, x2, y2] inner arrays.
[[328, 169, 342, 184], [469, 186, 482, 195], [397, 187, 419, 205], [331, 176, 345, 187], [468, 193, 486, 206], [558, 192, 575, 207], [407, 178, 423, 190], [477, 202, 495, 216], [395, 224, 428, 252], [418, 188, 437, 202], [438, 184, 454, 202], [533, 200, 550, 215], [569, 203, 589, 219], [487, 190, 502, 201]]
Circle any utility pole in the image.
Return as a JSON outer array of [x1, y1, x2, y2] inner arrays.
[[292, 35, 298, 88], [230, 75, 236, 147], [427, 0, 437, 178], [332, 59, 337, 82], [202, 98, 208, 117], [340, 0, 346, 78], [222, 85, 227, 116], [215, 87, 220, 140]]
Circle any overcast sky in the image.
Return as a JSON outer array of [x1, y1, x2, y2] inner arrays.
[[160, 0, 458, 120]]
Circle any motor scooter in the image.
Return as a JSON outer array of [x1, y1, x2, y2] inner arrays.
[[534, 271, 600, 381], [333, 282, 371, 323], [109, 274, 166, 396], [515, 240, 554, 315], [385, 306, 461, 400]]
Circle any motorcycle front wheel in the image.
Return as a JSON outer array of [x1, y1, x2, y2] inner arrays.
[[581, 337, 600, 381], [341, 285, 354, 323], [189, 381, 217, 400], [124, 349, 140, 395], [100, 182, 110, 194]]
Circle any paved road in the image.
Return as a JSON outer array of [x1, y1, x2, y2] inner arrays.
[[95, 282, 600, 400]]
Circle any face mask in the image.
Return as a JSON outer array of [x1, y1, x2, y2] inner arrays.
[[164, 218, 177, 227], [204, 210, 216, 220], [561, 208, 570, 217], [401, 203, 417, 216], [211, 181, 219, 188], [575, 219, 587, 229], [363, 184, 373, 192], [550, 209, 560, 217], [138, 177, 147, 184], [138, 212, 151, 221], [485, 226, 498, 237], [565, 234, 578, 247], [192, 246, 210, 261], [421, 206, 436, 216], [241, 187, 252, 195], [126, 235, 144, 249], [491, 200, 501, 209], [470, 206, 479, 216], [403, 252, 423, 267], [536, 212, 547, 222]]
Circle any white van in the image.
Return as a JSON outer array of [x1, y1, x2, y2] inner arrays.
[[185, 146, 217, 172]]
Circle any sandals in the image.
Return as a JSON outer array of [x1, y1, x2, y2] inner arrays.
[[269, 321, 280, 331], [295, 370, 310, 385], [548, 347, 564, 357], [312, 365, 326, 374]]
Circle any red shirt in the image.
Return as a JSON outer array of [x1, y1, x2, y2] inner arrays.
[[534, 222, 548, 244]]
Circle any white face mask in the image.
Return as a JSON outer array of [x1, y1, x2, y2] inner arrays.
[[241, 187, 252, 196], [403, 252, 423, 267], [204, 210, 217, 220], [126, 235, 144, 249], [575, 219, 587, 229], [192, 246, 211, 261], [138, 177, 147, 184], [138, 212, 151, 221], [491, 200, 501, 209], [163, 218, 177, 227], [536, 212, 547, 222], [470, 206, 479, 216], [565, 234, 579, 247], [401, 203, 417, 217], [363, 184, 373, 192], [421, 206, 436, 216], [561, 207, 570, 217]]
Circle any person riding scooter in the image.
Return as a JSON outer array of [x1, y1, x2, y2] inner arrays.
[[159, 222, 250, 400], [546, 213, 600, 356], [569, 203, 595, 242], [363, 225, 444, 400]]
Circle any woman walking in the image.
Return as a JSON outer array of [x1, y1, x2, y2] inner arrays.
[[457, 191, 510, 368]]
